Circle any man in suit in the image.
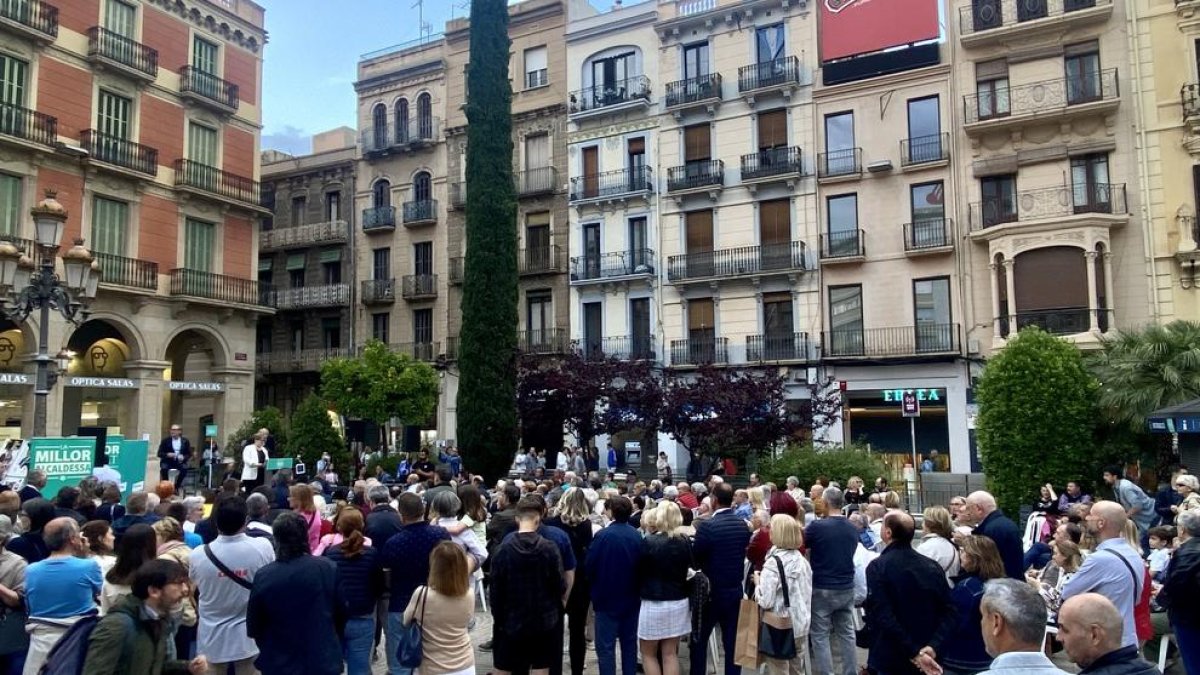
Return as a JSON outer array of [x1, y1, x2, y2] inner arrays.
[[157, 424, 193, 490], [960, 490, 1025, 579], [690, 483, 752, 675], [18, 469, 46, 503]]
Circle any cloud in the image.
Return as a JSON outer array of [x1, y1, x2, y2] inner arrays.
[[262, 125, 311, 155]]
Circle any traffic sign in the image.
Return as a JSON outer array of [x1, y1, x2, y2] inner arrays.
[[902, 390, 921, 418]]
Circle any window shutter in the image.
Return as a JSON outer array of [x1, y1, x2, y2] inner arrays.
[[0, 174, 19, 237], [184, 219, 214, 272], [757, 110, 787, 149], [685, 210, 714, 252], [759, 199, 790, 244], [627, 137, 645, 155], [684, 124, 710, 162], [975, 59, 1008, 80], [286, 253, 307, 270], [92, 197, 128, 256]]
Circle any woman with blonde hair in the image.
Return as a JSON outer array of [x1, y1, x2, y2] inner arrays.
[[1029, 540, 1081, 617], [289, 483, 324, 553], [748, 486, 769, 530], [882, 490, 902, 510], [153, 516, 198, 658], [641, 504, 661, 534], [403, 541, 475, 675], [753, 514, 812, 675], [547, 488, 594, 675], [637, 502, 692, 675], [917, 506, 960, 584]]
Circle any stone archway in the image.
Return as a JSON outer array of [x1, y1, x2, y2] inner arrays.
[[60, 318, 143, 435], [163, 326, 231, 448]]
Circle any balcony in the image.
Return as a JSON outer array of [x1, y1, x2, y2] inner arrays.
[[903, 219, 955, 255], [259, 220, 348, 251], [667, 241, 807, 284], [670, 337, 729, 367], [746, 333, 811, 363], [968, 184, 1128, 239], [568, 76, 652, 119], [174, 160, 264, 211], [393, 342, 440, 362], [93, 252, 158, 292], [402, 199, 438, 227], [963, 70, 1119, 135], [666, 159, 724, 195], [271, 284, 350, 310], [516, 167, 558, 197], [820, 230, 866, 263], [0, 0, 57, 43], [959, 0, 1112, 48], [737, 57, 803, 104], [169, 269, 270, 307], [570, 249, 656, 284], [361, 117, 441, 158], [87, 27, 158, 83], [80, 130, 158, 177], [446, 336, 459, 361], [0, 102, 57, 148], [817, 148, 862, 181], [664, 74, 722, 117], [362, 206, 396, 232], [823, 324, 962, 361], [569, 166, 653, 205], [361, 279, 396, 304], [999, 307, 1111, 337], [578, 335, 658, 361], [401, 274, 437, 301], [741, 146, 804, 188], [900, 133, 950, 168], [179, 66, 239, 115], [519, 246, 565, 276], [257, 348, 351, 375], [448, 257, 464, 285], [1183, 84, 1200, 135], [449, 182, 466, 209], [519, 328, 570, 355]]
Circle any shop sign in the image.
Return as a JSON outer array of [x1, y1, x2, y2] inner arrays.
[[168, 381, 225, 392], [0, 373, 31, 385], [901, 391, 920, 418], [66, 376, 138, 389], [881, 388, 943, 404], [28, 437, 98, 496]]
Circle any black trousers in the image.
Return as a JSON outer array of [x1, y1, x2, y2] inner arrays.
[[690, 591, 742, 675], [160, 465, 188, 490], [550, 581, 590, 675]]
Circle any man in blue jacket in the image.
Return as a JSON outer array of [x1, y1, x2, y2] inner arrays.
[[586, 496, 641, 675], [689, 483, 751, 675], [961, 491, 1024, 579]]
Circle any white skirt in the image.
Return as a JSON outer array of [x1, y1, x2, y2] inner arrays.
[[638, 598, 691, 640]]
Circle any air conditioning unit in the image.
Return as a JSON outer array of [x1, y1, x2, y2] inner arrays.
[[867, 160, 893, 173]]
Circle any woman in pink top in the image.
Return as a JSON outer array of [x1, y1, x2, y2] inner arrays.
[[313, 508, 373, 556], [290, 483, 324, 553]]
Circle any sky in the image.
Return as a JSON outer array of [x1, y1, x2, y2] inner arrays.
[[258, 0, 616, 155]]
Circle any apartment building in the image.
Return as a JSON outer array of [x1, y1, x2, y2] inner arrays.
[[0, 0, 268, 456], [255, 129, 357, 415]]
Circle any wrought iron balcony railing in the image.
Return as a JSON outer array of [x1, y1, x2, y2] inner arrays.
[[393, 342, 440, 362], [362, 206, 396, 231], [738, 56, 802, 93], [900, 133, 949, 166], [271, 284, 350, 310], [519, 328, 570, 355], [448, 257, 464, 284], [670, 337, 729, 366], [571, 249, 656, 282], [449, 182, 466, 208], [87, 27, 158, 79], [569, 166, 653, 202], [169, 268, 268, 306], [960, 0, 1107, 35], [963, 69, 1119, 124], [820, 230, 865, 259], [0, 0, 57, 39], [259, 220, 347, 250], [903, 219, 953, 251], [746, 332, 811, 362], [174, 159, 261, 207], [257, 348, 351, 374], [361, 279, 395, 304], [569, 76, 652, 114], [823, 324, 961, 359], [578, 335, 658, 361], [401, 273, 437, 300], [817, 148, 862, 178], [666, 159, 724, 192], [403, 199, 437, 225], [93, 251, 158, 291], [361, 117, 441, 154], [179, 66, 239, 112], [665, 73, 722, 109], [80, 130, 158, 175], [1183, 83, 1200, 121], [0, 101, 57, 146], [519, 246, 565, 275], [1000, 307, 1110, 336], [516, 167, 557, 196], [969, 184, 1127, 230], [741, 146, 804, 181], [667, 242, 807, 282]]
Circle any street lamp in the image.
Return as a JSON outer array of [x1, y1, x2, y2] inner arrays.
[[0, 190, 98, 438]]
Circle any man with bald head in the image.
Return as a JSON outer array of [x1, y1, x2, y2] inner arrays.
[[959, 490, 1024, 579], [1061, 501, 1146, 650], [1058, 594, 1158, 674], [24, 517, 103, 674]]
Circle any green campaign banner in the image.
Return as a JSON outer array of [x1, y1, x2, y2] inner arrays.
[[102, 435, 148, 498], [28, 437, 99, 497], [265, 457, 293, 471]]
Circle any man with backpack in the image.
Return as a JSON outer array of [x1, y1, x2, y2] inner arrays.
[[81, 559, 209, 675], [23, 517, 102, 675]]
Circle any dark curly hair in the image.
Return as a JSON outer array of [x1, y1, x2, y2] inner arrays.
[[271, 511, 311, 561]]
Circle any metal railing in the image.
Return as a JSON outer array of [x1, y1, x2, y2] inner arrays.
[[93, 251, 157, 291], [449, 182, 466, 208], [667, 159, 724, 191], [960, 0, 1107, 35], [665, 73, 722, 108], [817, 148, 862, 178], [746, 333, 811, 362], [667, 241, 807, 282], [1183, 83, 1200, 121], [393, 342, 440, 362], [401, 273, 437, 299], [448, 257, 464, 284], [903, 219, 953, 251], [741, 146, 804, 181], [0, 101, 57, 146], [516, 167, 557, 196], [259, 220, 347, 250], [519, 246, 565, 275], [519, 328, 570, 355], [446, 336, 460, 361], [578, 335, 658, 361], [0, 0, 57, 38], [738, 56, 802, 93], [570, 249, 656, 281], [969, 184, 1127, 229], [179, 66, 239, 110], [361, 278, 395, 304], [403, 199, 437, 225], [257, 348, 351, 374], [670, 337, 729, 366], [361, 117, 441, 153], [80, 130, 157, 175], [963, 69, 1119, 124], [1001, 308, 1111, 337], [823, 324, 961, 358], [169, 268, 267, 306], [820, 230, 865, 259], [901, 133, 949, 166], [569, 76, 652, 114], [175, 159, 261, 206], [87, 27, 158, 78], [362, 206, 396, 231], [272, 284, 349, 310], [569, 166, 653, 202]]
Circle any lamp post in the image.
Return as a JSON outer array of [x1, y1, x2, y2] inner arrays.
[[0, 191, 99, 438]]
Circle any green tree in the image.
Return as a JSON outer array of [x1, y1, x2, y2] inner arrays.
[[225, 407, 286, 460], [759, 444, 886, 490], [1088, 321, 1200, 427], [287, 394, 348, 471], [976, 328, 1101, 514], [320, 340, 439, 452], [457, 0, 519, 483]]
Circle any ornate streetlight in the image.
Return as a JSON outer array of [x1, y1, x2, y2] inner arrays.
[[0, 191, 99, 437]]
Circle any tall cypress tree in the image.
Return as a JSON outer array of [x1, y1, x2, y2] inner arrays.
[[456, 0, 518, 482]]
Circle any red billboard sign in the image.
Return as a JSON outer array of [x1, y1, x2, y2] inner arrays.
[[819, 0, 940, 62]]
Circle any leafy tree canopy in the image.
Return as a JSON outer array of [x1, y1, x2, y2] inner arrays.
[[226, 407, 286, 459], [1088, 320, 1200, 429], [760, 444, 886, 490], [320, 340, 440, 438], [287, 394, 348, 471]]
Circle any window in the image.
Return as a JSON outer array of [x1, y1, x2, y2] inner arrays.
[[629, 216, 648, 269], [192, 36, 219, 74], [525, 212, 551, 270], [582, 302, 602, 358], [685, 209, 714, 276], [372, 248, 390, 280], [826, 194, 859, 256], [286, 252, 305, 287], [524, 46, 548, 89], [682, 42, 709, 80], [396, 98, 409, 143], [758, 109, 787, 151], [1071, 154, 1111, 213], [0, 54, 27, 111], [582, 223, 600, 278], [187, 122, 219, 167], [372, 180, 391, 209], [762, 292, 796, 359], [289, 268, 304, 287], [291, 195, 306, 227], [372, 104, 388, 149], [321, 318, 340, 350], [413, 309, 433, 345], [1065, 43, 1101, 105], [829, 285, 864, 356], [683, 124, 712, 184], [759, 199, 791, 270], [322, 252, 341, 284], [913, 278, 952, 351], [687, 298, 716, 362], [413, 242, 433, 276], [906, 96, 941, 163], [290, 322, 304, 352], [104, 0, 137, 37], [527, 293, 553, 345], [627, 137, 646, 178], [91, 196, 128, 256], [630, 297, 651, 357], [372, 313, 389, 343], [417, 93, 432, 139], [255, 327, 271, 354], [823, 112, 856, 175], [591, 52, 635, 98], [325, 192, 340, 221], [184, 218, 215, 272], [525, 134, 550, 171], [412, 172, 432, 203], [909, 182, 946, 248], [97, 90, 131, 142], [0, 174, 20, 237], [980, 174, 1017, 227], [975, 60, 1010, 119], [756, 24, 785, 64]]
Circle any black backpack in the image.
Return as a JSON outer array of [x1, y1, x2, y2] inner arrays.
[[39, 613, 134, 675]]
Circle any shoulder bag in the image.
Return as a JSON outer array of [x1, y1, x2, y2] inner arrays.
[[394, 586, 427, 670], [758, 555, 798, 660], [203, 545, 253, 590]]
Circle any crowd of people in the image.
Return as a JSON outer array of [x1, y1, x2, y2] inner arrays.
[[0, 445, 1195, 675]]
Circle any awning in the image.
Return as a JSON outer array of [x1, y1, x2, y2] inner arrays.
[[1147, 398, 1200, 433], [286, 253, 306, 270], [318, 248, 342, 263], [257, 258, 272, 272]]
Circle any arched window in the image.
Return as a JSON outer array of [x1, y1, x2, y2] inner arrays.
[[413, 172, 432, 203], [371, 104, 387, 151], [417, 93, 432, 140], [396, 99, 409, 144], [1013, 246, 1088, 335], [372, 179, 391, 209]]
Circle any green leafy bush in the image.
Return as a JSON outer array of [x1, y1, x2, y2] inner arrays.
[[287, 394, 348, 471], [760, 444, 886, 489], [225, 407, 286, 460]]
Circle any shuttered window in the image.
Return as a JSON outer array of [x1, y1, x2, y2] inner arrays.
[[193, 36, 219, 74], [685, 210, 713, 253], [0, 55, 28, 107], [684, 124, 711, 162], [525, 134, 550, 170], [91, 197, 128, 256], [184, 218, 215, 272], [0, 174, 19, 238], [98, 90, 132, 139], [757, 109, 787, 150], [689, 298, 715, 331], [105, 0, 137, 38], [187, 122, 218, 166], [759, 199, 790, 244]]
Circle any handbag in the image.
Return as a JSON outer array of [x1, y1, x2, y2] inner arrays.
[[733, 597, 761, 669], [758, 556, 798, 660], [394, 586, 427, 670]]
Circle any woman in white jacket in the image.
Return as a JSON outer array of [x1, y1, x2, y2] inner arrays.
[[753, 514, 813, 675], [241, 430, 269, 490]]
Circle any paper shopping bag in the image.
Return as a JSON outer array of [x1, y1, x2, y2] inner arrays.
[[733, 597, 761, 669]]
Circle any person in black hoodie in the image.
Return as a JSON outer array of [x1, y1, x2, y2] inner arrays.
[[9, 498, 54, 563], [545, 488, 594, 675]]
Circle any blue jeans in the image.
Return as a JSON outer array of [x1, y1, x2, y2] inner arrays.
[[386, 612, 407, 675], [343, 614, 375, 675], [810, 587, 858, 675], [594, 607, 638, 675]]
